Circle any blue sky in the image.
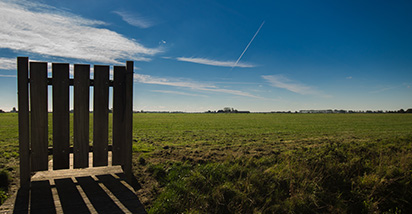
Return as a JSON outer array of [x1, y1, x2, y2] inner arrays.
[[0, 0, 411, 112]]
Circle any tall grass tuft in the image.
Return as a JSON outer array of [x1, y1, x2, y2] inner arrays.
[[148, 136, 412, 213], [0, 170, 10, 204]]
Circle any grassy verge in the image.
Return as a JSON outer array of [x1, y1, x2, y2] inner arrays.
[[130, 113, 412, 213], [144, 136, 412, 213], [1, 113, 412, 212]]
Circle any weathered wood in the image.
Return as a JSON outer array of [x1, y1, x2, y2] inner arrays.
[[46, 78, 114, 87], [93, 65, 109, 167], [16, 58, 135, 195], [123, 61, 134, 183], [54, 178, 89, 213], [97, 174, 146, 213], [112, 66, 127, 165], [74, 64, 90, 168], [52, 63, 70, 170], [30, 62, 49, 172], [76, 176, 124, 213], [30, 181, 56, 213], [47, 145, 113, 156], [17, 57, 31, 188]]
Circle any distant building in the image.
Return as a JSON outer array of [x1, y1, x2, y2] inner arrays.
[[299, 109, 333, 113]]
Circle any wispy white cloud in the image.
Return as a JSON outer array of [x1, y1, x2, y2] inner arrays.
[[262, 75, 328, 97], [0, 57, 15, 70], [151, 90, 208, 97], [112, 10, 154, 29], [0, 74, 16, 78], [0, 0, 160, 64], [176, 57, 255, 68], [135, 73, 262, 98], [369, 85, 401, 94]]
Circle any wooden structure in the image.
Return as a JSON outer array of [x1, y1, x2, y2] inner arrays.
[[17, 57, 134, 188]]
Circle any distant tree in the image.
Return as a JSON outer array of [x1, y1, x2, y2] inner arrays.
[[218, 107, 239, 113], [10, 107, 17, 113], [406, 109, 412, 113], [223, 107, 233, 112], [0, 109, 4, 113], [399, 109, 405, 113]]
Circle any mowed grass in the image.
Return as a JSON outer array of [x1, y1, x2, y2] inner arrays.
[[1, 113, 412, 212], [133, 113, 412, 146], [132, 113, 412, 162]]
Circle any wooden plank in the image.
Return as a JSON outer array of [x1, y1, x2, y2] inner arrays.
[[123, 61, 134, 182], [45, 78, 114, 87], [17, 57, 31, 187], [52, 63, 70, 170], [76, 176, 123, 213], [54, 178, 89, 213], [47, 145, 113, 155], [30, 62, 49, 172], [93, 65, 109, 167], [30, 181, 56, 213], [96, 174, 146, 213], [73, 64, 90, 168], [112, 66, 126, 165]]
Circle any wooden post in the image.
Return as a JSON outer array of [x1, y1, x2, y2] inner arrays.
[[52, 63, 70, 170], [17, 57, 30, 188], [124, 61, 134, 183], [112, 66, 126, 166], [93, 65, 109, 167], [30, 62, 49, 172], [74, 64, 90, 168]]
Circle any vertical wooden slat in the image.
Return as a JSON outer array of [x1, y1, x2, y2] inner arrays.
[[17, 57, 30, 187], [112, 66, 126, 165], [52, 63, 70, 170], [124, 61, 134, 183], [30, 62, 49, 172], [74, 64, 90, 168], [93, 65, 109, 167]]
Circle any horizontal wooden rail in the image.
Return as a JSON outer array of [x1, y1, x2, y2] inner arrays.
[[27, 78, 115, 87], [46, 145, 114, 156]]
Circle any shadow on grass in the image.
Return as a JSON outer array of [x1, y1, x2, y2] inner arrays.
[[11, 173, 145, 214]]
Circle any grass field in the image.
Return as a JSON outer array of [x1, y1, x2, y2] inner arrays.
[[1, 113, 412, 212]]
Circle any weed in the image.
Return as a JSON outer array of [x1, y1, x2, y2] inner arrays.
[[0, 170, 9, 189], [147, 136, 412, 213], [0, 170, 10, 205], [1, 113, 412, 210]]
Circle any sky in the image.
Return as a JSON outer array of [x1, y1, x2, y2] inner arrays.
[[0, 0, 411, 112]]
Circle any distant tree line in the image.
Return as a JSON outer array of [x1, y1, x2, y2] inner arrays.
[[1, 107, 411, 114], [205, 107, 250, 114], [386, 109, 412, 113], [292, 109, 412, 114], [0, 107, 16, 113]]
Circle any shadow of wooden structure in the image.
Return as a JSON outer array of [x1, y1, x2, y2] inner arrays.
[[3, 165, 145, 213], [0, 57, 145, 213]]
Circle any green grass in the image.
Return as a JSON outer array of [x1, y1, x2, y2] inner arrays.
[[132, 113, 412, 156], [147, 136, 412, 213], [1, 113, 412, 212], [132, 113, 412, 213]]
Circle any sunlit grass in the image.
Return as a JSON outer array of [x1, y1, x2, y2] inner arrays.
[[1, 113, 412, 212]]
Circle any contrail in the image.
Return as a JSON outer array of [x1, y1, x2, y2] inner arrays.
[[231, 20, 265, 70]]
